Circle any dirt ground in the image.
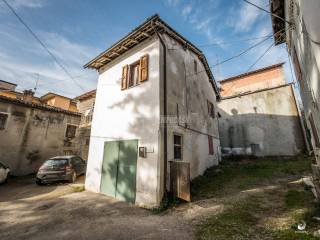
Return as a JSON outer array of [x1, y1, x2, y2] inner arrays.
[[0, 176, 197, 240], [1, 156, 319, 240]]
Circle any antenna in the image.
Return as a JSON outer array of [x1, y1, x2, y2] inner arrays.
[[215, 55, 220, 81], [34, 73, 39, 95]]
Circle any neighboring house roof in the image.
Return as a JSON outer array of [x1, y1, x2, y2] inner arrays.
[[84, 14, 220, 96], [40, 92, 75, 102], [0, 80, 17, 86], [221, 83, 293, 100], [74, 89, 96, 101], [270, 0, 286, 45], [0, 95, 81, 116], [219, 62, 285, 83]]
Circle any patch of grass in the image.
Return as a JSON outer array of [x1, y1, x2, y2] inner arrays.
[[150, 194, 182, 214], [194, 156, 318, 240], [285, 189, 314, 209], [273, 230, 319, 240], [192, 156, 312, 200], [70, 184, 85, 192]]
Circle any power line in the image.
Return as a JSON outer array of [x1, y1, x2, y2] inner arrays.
[[186, 34, 274, 78], [242, 0, 292, 25], [246, 42, 274, 72], [2, 0, 85, 92], [198, 34, 272, 48]]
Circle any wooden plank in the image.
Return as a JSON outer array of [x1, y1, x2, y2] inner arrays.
[[170, 161, 191, 202]]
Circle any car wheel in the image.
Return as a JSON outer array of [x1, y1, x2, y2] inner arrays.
[[71, 172, 77, 183], [36, 179, 43, 186], [4, 173, 9, 183]]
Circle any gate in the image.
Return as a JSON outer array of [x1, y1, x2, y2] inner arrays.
[[100, 140, 138, 203]]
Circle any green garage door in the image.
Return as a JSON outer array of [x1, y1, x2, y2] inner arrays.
[[100, 140, 138, 203]]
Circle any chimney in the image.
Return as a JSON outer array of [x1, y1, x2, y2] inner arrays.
[[22, 89, 35, 103]]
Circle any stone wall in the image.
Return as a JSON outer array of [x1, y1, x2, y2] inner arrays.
[[0, 98, 80, 175]]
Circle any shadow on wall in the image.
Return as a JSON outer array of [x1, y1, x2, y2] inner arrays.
[[218, 107, 306, 157]]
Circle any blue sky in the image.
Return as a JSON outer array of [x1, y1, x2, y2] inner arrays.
[[0, 0, 292, 98]]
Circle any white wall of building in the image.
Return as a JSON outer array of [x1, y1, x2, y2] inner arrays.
[[85, 37, 162, 206], [162, 34, 220, 181]]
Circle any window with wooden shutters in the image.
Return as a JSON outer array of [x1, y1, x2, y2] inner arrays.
[[121, 65, 128, 90], [139, 54, 148, 82], [208, 136, 213, 155]]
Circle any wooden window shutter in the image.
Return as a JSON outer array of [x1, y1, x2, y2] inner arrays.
[[121, 65, 128, 90], [139, 54, 148, 82]]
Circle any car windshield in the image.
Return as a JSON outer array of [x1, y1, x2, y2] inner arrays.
[[42, 159, 68, 168]]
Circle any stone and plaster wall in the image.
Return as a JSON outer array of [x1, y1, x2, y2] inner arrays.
[[218, 84, 305, 156], [76, 95, 95, 160], [163, 33, 221, 182], [0, 98, 80, 175]]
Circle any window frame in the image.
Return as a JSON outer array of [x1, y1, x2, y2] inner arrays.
[[127, 60, 141, 89], [207, 100, 215, 118], [173, 133, 183, 161], [0, 112, 9, 130], [65, 124, 78, 138]]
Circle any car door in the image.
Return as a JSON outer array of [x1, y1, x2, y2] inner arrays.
[[0, 165, 6, 183], [78, 157, 86, 174]]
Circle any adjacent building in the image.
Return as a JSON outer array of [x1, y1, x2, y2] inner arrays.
[[74, 89, 96, 160], [270, 0, 320, 195], [218, 63, 306, 156], [0, 80, 81, 175], [40, 93, 78, 112], [84, 15, 220, 206]]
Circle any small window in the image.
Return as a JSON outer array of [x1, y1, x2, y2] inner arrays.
[[128, 61, 140, 88], [207, 100, 215, 118], [0, 113, 8, 130], [174, 134, 183, 160], [194, 60, 197, 74], [65, 124, 77, 138], [208, 136, 214, 155]]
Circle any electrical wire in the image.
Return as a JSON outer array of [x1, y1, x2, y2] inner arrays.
[[187, 26, 289, 79], [2, 0, 85, 92], [242, 0, 292, 25], [197, 34, 273, 48], [246, 42, 274, 72]]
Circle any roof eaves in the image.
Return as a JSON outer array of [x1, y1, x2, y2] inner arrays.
[[0, 95, 81, 116]]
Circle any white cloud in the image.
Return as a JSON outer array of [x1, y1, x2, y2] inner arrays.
[[229, 0, 268, 32], [0, 23, 100, 98], [182, 4, 192, 18], [166, 0, 180, 7], [9, 0, 45, 9]]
